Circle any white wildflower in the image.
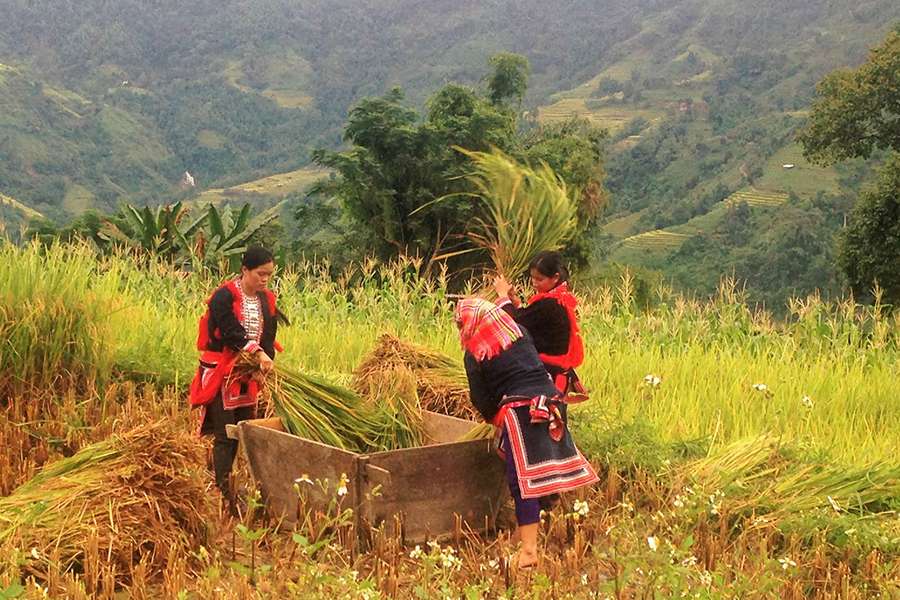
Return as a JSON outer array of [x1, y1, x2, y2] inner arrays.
[[488, 558, 500, 569], [643, 374, 662, 387], [673, 495, 685, 509], [647, 536, 659, 552], [409, 545, 424, 560], [581, 573, 589, 585], [751, 383, 768, 392], [801, 395, 814, 409], [681, 555, 698, 567], [294, 473, 313, 485], [30, 547, 41, 560], [336, 473, 349, 497], [699, 570, 713, 586], [573, 499, 590, 517], [778, 556, 797, 570]]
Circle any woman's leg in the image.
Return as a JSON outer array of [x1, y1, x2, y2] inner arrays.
[[503, 430, 541, 567], [208, 397, 239, 495]]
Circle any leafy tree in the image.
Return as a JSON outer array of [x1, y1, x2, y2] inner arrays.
[[486, 53, 530, 106], [311, 81, 518, 265], [798, 25, 900, 303], [838, 155, 900, 303], [798, 26, 900, 163], [311, 58, 609, 273]]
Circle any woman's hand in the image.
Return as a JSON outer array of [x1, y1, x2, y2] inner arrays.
[[493, 275, 513, 300], [256, 350, 274, 374]]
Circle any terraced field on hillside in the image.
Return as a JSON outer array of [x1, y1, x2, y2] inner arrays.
[[193, 166, 327, 206], [537, 98, 662, 132], [724, 188, 789, 208], [620, 229, 690, 251], [0, 192, 42, 220]]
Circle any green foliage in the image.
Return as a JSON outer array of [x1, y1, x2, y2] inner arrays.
[[838, 153, 900, 304], [798, 25, 900, 163], [196, 203, 282, 271], [798, 25, 900, 305], [98, 201, 207, 260], [486, 52, 530, 106], [311, 56, 605, 272]]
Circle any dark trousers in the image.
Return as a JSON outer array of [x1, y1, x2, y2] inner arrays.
[[502, 430, 542, 525], [201, 395, 255, 494]]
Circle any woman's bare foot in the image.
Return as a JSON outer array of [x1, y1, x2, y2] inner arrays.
[[510, 547, 538, 570]]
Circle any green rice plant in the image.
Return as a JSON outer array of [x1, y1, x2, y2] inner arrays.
[[268, 362, 426, 453], [456, 147, 577, 279]]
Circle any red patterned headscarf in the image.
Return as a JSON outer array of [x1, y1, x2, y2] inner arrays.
[[454, 298, 523, 361]]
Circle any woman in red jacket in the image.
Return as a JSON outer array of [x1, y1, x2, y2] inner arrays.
[[493, 251, 585, 396], [189, 246, 286, 510]]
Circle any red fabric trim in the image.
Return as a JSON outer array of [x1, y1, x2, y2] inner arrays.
[[528, 282, 584, 370], [189, 349, 239, 407]]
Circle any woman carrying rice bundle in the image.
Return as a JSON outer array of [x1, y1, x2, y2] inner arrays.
[[188, 246, 287, 511], [493, 251, 586, 397], [454, 298, 597, 570]]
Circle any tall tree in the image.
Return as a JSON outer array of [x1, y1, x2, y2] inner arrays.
[[798, 25, 900, 303], [486, 52, 530, 106]]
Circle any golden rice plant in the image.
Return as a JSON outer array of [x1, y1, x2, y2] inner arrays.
[[0, 420, 210, 586], [352, 333, 476, 420], [456, 147, 577, 279]]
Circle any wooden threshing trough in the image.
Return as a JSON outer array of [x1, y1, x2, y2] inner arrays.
[[228, 411, 507, 543]]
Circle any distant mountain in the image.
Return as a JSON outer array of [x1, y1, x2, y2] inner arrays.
[[1, 1, 898, 307]]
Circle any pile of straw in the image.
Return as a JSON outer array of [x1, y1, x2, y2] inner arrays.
[[0, 421, 210, 585], [352, 334, 476, 420]]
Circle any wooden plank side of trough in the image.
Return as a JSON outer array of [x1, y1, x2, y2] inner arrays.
[[365, 439, 506, 542], [421, 411, 480, 444], [238, 419, 360, 525]]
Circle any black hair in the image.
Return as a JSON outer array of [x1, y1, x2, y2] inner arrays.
[[528, 250, 569, 283], [241, 246, 274, 270]]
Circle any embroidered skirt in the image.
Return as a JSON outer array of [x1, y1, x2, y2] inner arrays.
[[494, 397, 598, 499]]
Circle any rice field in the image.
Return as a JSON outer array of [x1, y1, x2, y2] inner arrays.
[[1, 240, 899, 598], [536, 98, 662, 133], [724, 188, 790, 208], [194, 166, 328, 205], [619, 230, 691, 251]]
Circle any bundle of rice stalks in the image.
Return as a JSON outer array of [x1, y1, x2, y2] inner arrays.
[[356, 365, 426, 451], [456, 147, 577, 280], [0, 421, 210, 586], [352, 333, 476, 420], [680, 434, 900, 519], [269, 362, 426, 453]]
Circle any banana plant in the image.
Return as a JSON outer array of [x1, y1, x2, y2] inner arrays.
[[195, 202, 283, 271], [99, 201, 208, 260]]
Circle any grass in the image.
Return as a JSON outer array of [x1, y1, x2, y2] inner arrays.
[[62, 184, 94, 214], [756, 143, 842, 196], [602, 210, 646, 239]]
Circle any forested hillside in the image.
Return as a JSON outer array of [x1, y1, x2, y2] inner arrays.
[[1, 0, 898, 307]]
